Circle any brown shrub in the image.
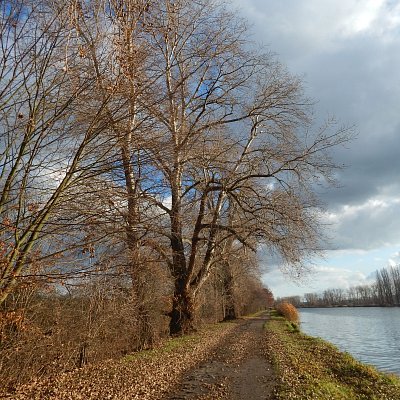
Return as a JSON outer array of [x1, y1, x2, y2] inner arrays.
[[276, 302, 299, 322], [0, 276, 170, 392]]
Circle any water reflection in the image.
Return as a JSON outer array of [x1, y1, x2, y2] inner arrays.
[[299, 307, 400, 375]]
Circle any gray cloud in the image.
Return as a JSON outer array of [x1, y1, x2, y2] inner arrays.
[[230, 1, 400, 296], [324, 198, 400, 250], [232, 0, 400, 251]]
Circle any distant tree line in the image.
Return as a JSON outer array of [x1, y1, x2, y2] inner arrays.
[[279, 265, 400, 307]]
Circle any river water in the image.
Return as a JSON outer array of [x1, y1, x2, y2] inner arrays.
[[299, 307, 400, 375]]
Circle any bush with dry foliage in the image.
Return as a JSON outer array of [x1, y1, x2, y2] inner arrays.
[[0, 274, 169, 391], [276, 302, 299, 322]]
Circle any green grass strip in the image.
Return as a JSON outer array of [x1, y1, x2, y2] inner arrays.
[[265, 313, 400, 400]]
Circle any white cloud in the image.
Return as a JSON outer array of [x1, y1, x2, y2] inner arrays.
[[387, 251, 400, 267], [161, 195, 172, 209], [388, 259, 397, 267], [326, 197, 400, 222], [341, 0, 384, 36]]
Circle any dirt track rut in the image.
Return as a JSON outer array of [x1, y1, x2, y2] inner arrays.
[[165, 313, 276, 400]]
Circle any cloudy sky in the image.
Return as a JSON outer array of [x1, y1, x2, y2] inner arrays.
[[231, 0, 400, 298]]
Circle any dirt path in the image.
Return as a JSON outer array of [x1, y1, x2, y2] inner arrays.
[[164, 313, 277, 400]]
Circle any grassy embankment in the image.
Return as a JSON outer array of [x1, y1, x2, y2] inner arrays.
[[266, 307, 400, 400]]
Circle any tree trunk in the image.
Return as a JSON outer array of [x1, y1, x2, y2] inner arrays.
[[169, 278, 195, 335], [223, 264, 238, 321], [127, 239, 156, 349], [135, 302, 154, 350]]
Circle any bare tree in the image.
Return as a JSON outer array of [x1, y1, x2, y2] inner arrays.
[[322, 288, 346, 306], [304, 292, 320, 307], [58, 0, 178, 347], [0, 0, 119, 305], [125, 0, 353, 334], [1, 0, 352, 338], [376, 267, 394, 306], [219, 241, 260, 320], [390, 266, 400, 306]]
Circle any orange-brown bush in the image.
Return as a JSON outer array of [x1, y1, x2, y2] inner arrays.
[[276, 302, 299, 322]]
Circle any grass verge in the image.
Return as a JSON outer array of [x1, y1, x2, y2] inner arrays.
[[123, 321, 236, 362], [265, 310, 400, 400]]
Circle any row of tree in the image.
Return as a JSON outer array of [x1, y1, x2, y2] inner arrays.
[[281, 265, 400, 307], [1, 0, 349, 388]]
